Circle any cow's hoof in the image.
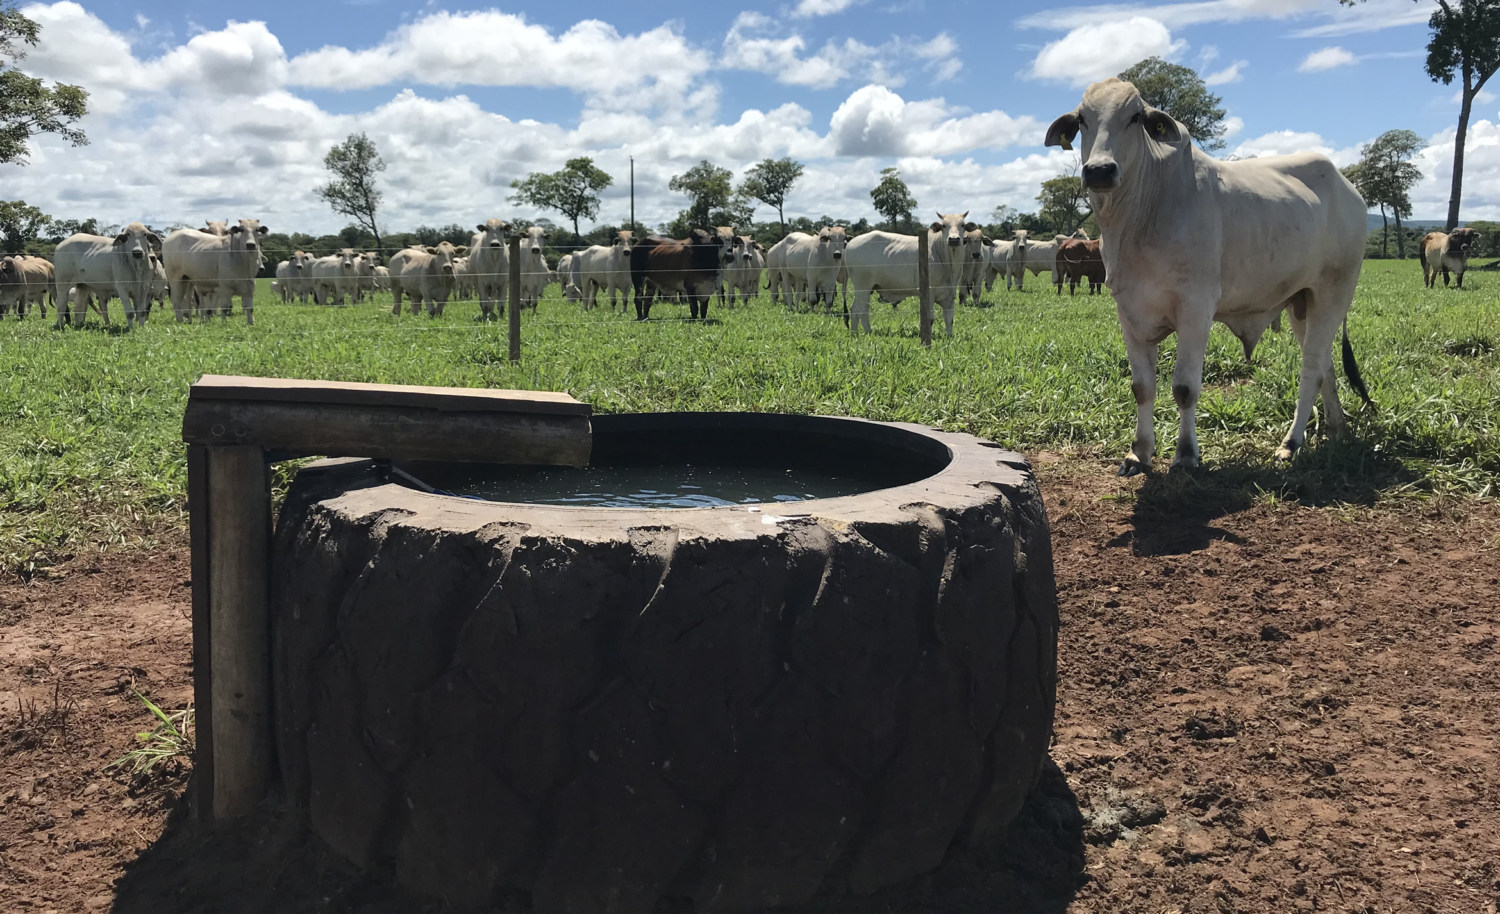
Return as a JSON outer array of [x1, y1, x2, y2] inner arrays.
[[1117, 458, 1149, 477], [1274, 444, 1298, 462], [1167, 458, 1199, 475]]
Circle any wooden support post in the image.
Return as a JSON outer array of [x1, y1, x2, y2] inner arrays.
[[182, 375, 591, 820], [918, 230, 932, 348], [508, 235, 522, 363], [190, 444, 272, 821]]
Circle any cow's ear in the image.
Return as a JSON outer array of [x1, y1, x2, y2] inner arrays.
[[257, 225, 269, 235], [929, 221, 943, 234], [113, 232, 128, 245], [1045, 111, 1080, 150], [1143, 108, 1181, 143], [455, 245, 469, 255], [477, 223, 487, 232], [964, 222, 979, 232], [148, 233, 163, 247], [425, 246, 439, 254]]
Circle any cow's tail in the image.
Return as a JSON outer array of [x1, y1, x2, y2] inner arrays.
[[1341, 317, 1374, 413]]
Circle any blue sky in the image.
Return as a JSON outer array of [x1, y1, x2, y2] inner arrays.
[[3, 0, 1488, 236]]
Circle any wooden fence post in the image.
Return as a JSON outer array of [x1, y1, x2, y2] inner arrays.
[[918, 230, 932, 348], [509, 236, 522, 363]]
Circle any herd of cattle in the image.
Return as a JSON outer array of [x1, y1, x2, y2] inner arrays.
[[0, 216, 1112, 331]]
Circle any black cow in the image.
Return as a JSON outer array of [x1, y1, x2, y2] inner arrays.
[[629, 229, 726, 320]]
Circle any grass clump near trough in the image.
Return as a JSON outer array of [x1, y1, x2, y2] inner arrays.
[[0, 259, 1495, 575]]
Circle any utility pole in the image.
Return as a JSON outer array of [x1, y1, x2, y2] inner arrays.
[[629, 155, 635, 232]]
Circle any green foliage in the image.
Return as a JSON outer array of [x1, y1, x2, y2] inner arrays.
[[316, 133, 385, 253], [106, 692, 193, 777], [1036, 174, 1092, 236], [738, 157, 804, 238], [870, 167, 917, 233], [509, 157, 613, 242], [0, 198, 49, 252], [1, 261, 1497, 576], [669, 160, 733, 230], [0, 4, 88, 165], [1117, 57, 1229, 152], [1345, 129, 1426, 257]]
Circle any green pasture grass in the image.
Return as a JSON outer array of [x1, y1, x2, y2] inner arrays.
[[1, 259, 1495, 574]]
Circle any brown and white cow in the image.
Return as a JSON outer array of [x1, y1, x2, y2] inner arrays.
[[1419, 227, 1479, 289], [1046, 77, 1371, 474], [1055, 238, 1105, 295], [629, 229, 728, 320]]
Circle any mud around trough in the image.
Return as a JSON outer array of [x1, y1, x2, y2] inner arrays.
[[2, 458, 1498, 913]]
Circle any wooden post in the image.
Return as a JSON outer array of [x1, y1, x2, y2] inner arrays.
[[508, 235, 522, 363], [182, 375, 591, 820], [918, 230, 932, 348]]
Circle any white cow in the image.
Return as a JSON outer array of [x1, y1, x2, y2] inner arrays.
[[576, 230, 637, 312], [764, 234, 797, 307], [309, 249, 357, 306], [794, 226, 848, 311], [452, 256, 475, 302], [1045, 77, 1372, 473], [1003, 230, 1066, 292], [556, 253, 584, 303], [352, 253, 378, 302], [389, 242, 467, 316], [373, 265, 390, 292], [469, 218, 513, 320], [517, 226, 549, 312], [274, 256, 305, 303], [958, 228, 991, 305], [843, 212, 976, 337], [725, 235, 764, 307], [162, 219, 267, 325], [51, 222, 163, 328], [985, 240, 1014, 292]]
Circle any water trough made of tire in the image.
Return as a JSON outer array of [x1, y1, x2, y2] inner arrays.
[[267, 410, 1058, 914]]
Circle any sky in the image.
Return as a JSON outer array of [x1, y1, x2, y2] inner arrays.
[[1, 0, 1490, 238]]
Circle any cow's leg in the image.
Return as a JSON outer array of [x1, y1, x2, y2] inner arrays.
[[1456, 268, 1465, 289], [1277, 294, 1348, 460], [1169, 311, 1213, 473], [850, 287, 871, 334], [1118, 324, 1160, 476], [1442, 267, 1451, 287], [243, 288, 254, 327], [942, 296, 955, 338]]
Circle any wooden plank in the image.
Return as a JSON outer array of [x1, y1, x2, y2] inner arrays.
[[918, 230, 932, 348], [184, 401, 592, 465], [205, 445, 273, 818], [189, 375, 587, 416], [187, 445, 215, 823], [508, 235, 522, 363]]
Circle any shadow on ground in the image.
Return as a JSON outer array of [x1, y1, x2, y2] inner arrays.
[[1114, 434, 1422, 557], [110, 760, 1084, 914]]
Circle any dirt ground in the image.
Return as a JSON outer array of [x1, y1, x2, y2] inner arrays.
[[2, 459, 1498, 913]]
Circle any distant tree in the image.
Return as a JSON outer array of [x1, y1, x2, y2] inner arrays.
[[870, 167, 917, 232], [1118, 57, 1229, 152], [1036, 173, 1092, 235], [45, 216, 102, 241], [738, 157, 804, 239], [714, 194, 756, 232], [669, 160, 733, 229], [1344, 129, 1426, 258], [408, 223, 473, 248], [0, 4, 88, 165], [316, 133, 385, 258], [509, 156, 613, 243], [0, 199, 49, 252]]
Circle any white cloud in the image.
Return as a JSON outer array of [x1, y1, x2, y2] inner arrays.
[[1017, 0, 1423, 36], [722, 13, 958, 89], [791, 0, 865, 17], [1287, 0, 1430, 38], [828, 85, 1042, 157], [1205, 61, 1248, 85], [1299, 46, 1357, 73], [1027, 16, 1186, 87], [1222, 115, 1245, 140], [1229, 129, 1358, 167]]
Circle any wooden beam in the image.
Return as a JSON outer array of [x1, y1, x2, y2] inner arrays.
[[187, 375, 588, 415], [187, 445, 214, 823]]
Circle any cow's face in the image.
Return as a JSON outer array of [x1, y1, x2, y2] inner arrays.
[[1046, 78, 1184, 194], [1450, 228, 1478, 253], [477, 218, 511, 249], [929, 212, 970, 249], [113, 222, 158, 261], [819, 226, 849, 261], [228, 218, 268, 253], [616, 229, 636, 250]]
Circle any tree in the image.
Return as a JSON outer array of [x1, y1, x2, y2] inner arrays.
[[669, 160, 733, 229], [509, 156, 613, 243], [738, 157, 804, 239], [0, 4, 88, 165], [1117, 57, 1229, 152], [1341, 1, 1500, 229], [1345, 129, 1426, 257], [870, 167, 917, 232], [316, 133, 385, 258], [1036, 173, 1092, 235], [0, 199, 49, 252]]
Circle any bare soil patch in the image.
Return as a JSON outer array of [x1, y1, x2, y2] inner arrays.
[[2, 461, 1498, 913]]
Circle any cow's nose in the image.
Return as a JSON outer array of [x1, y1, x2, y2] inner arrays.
[[490, 242, 500, 248], [1082, 161, 1120, 190], [947, 237, 960, 246], [246, 242, 258, 250], [132, 250, 144, 259], [832, 252, 842, 260]]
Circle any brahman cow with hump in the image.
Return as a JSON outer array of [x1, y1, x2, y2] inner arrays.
[[389, 241, 467, 316], [162, 219, 266, 325], [629, 229, 726, 320], [1046, 77, 1371, 475], [0, 254, 55, 319], [1419, 227, 1479, 289], [469, 217, 513, 319], [53, 222, 164, 328], [843, 211, 976, 337], [577, 229, 636, 312]]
